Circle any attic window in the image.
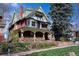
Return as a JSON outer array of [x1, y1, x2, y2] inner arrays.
[[35, 12, 43, 17]]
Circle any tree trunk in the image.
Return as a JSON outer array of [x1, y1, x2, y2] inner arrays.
[[54, 32, 62, 41]]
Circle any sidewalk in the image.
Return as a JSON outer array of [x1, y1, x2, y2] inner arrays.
[[1, 44, 78, 56]]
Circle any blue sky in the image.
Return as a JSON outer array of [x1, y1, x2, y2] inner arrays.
[[72, 4, 79, 24], [3, 3, 50, 24], [1, 3, 79, 28], [8, 3, 50, 14]]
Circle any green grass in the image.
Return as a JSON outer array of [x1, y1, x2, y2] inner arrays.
[[29, 46, 79, 56]]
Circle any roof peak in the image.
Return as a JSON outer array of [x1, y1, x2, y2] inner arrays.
[[36, 6, 44, 13], [38, 6, 42, 8]]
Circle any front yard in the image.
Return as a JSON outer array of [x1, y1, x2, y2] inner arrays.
[[29, 46, 79, 56]]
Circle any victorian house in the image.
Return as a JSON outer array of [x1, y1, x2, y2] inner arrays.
[[9, 6, 53, 43]]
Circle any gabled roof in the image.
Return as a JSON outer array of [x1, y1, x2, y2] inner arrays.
[[12, 8, 33, 25], [12, 13, 21, 24], [11, 6, 49, 25], [25, 6, 49, 22], [36, 6, 44, 13], [36, 6, 49, 21]]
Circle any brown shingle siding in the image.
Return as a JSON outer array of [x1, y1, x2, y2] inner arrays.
[[0, 33, 4, 42]]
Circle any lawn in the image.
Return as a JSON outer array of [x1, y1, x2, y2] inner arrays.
[[29, 46, 79, 56]]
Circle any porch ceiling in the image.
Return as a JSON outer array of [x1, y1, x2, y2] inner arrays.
[[21, 27, 50, 33]]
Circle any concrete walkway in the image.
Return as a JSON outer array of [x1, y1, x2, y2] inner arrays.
[[1, 44, 78, 56]]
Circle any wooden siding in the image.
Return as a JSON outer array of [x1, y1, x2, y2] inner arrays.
[[0, 33, 4, 42], [13, 20, 26, 30]]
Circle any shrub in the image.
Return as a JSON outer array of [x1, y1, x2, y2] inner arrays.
[[0, 44, 2, 54], [15, 47, 29, 53], [1, 43, 8, 53], [11, 31, 19, 42], [31, 42, 54, 49], [1, 42, 15, 54], [75, 37, 79, 41], [60, 37, 65, 42], [60, 37, 70, 41], [14, 42, 30, 52], [37, 43, 51, 49], [15, 42, 30, 48], [1, 42, 30, 53]]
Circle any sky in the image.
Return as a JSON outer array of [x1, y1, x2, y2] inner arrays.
[[72, 4, 79, 25], [0, 3, 79, 29], [9, 3, 50, 14], [1, 3, 50, 24]]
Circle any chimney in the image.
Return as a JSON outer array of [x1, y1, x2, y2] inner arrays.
[[20, 4, 23, 17]]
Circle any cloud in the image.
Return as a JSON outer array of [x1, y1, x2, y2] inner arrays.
[[11, 3, 19, 8]]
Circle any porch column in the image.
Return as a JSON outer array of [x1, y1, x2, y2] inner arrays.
[[48, 34, 52, 40], [43, 33, 45, 40], [21, 29, 24, 38], [40, 23, 42, 29], [34, 33, 36, 42], [29, 20, 32, 27]]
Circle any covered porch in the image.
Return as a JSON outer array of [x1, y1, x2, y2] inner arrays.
[[17, 27, 53, 42]]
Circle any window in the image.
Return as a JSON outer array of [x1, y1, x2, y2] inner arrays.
[[32, 21, 36, 26], [42, 24, 47, 28]]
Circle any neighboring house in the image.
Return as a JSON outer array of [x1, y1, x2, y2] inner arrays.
[[75, 31, 79, 37], [70, 25, 79, 38], [68, 25, 79, 41], [72, 30, 79, 38], [0, 9, 5, 42], [9, 6, 53, 42]]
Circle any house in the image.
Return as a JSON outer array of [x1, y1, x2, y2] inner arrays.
[[9, 6, 53, 43], [0, 8, 5, 42]]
